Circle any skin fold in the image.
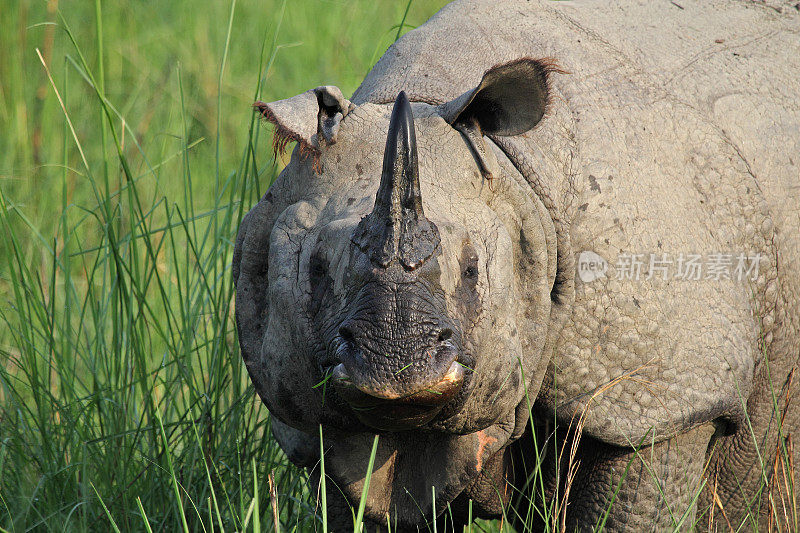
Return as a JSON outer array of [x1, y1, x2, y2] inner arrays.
[[233, 1, 799, 530]]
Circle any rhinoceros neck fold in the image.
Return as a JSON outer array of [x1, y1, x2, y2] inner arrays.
[[351, 91, 440, 270]]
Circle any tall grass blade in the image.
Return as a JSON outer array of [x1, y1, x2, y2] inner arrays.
[[320, 425, 328, 533], [90, 483, 121, 533], [135, 497, 154, 533], [156, 408, 190, 533], [354, 435, 380, 532], [253, 459, 261, 533]]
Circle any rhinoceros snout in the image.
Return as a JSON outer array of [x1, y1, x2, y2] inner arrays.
[[327, 323, 467, 430], [331, 358, 464, 431]]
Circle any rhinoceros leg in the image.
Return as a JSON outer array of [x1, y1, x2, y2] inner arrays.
[[525, 423, 715, 532], [699, 334, 799, 532]]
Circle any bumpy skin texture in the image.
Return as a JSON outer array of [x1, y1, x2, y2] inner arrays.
[[234, 1, 799, 531]]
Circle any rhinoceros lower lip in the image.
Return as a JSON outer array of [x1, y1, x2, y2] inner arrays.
[[330, 361, 465, 431]]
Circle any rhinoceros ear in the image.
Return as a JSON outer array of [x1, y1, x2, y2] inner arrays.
[[437, 58, 563, 136], [437, 58, 564, 181], [254, 85, 355, 158]]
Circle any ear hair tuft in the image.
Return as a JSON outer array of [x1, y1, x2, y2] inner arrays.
[[253, 101, 322, 172], [527, 57, 569, 119]]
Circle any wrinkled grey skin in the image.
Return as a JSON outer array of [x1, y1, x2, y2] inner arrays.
[[233, 0, 800, 531]]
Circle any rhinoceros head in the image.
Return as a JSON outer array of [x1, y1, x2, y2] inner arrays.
[[234, 59, 565, 522]]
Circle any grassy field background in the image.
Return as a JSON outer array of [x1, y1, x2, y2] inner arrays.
[[0, 1, 481, 531]]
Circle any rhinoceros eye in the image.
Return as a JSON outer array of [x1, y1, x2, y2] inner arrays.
[[308, 252, 332, 317], [462, 252, 479, 281], [460, 242, 479, 284], [464, 261, 478, 279], [309, 253, 328, 288]]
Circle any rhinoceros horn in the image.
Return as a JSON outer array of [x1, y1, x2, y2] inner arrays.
[[352, 91, 440, 270]]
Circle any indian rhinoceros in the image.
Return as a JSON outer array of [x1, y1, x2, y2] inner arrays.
[[233, 0, 800, 530]]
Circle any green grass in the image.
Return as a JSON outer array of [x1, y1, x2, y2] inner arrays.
[[0, 1, 795, 532], [0, 1, 448, 530]]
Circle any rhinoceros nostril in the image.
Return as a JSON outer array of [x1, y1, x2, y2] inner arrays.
[[338, 326, 355, 344], [436, 328, 453, 343]]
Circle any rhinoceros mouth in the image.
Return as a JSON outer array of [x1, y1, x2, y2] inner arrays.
[[329, 360, 466, 431]]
